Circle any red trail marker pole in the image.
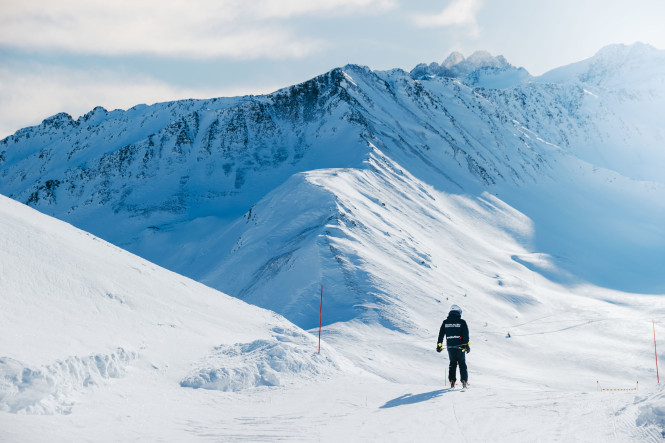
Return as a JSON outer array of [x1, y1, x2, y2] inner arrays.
[[654, 320, 660, 384], [318, 285, 323, 354]]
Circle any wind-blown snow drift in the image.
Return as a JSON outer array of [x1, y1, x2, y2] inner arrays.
[[180, 327, 340, 391]]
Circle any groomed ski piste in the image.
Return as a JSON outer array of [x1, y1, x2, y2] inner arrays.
[[1, 158, 664, 441]]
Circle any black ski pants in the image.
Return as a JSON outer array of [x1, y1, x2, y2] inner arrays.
[[447, 348, 468, 382]]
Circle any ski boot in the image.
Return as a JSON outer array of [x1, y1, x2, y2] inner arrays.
[[462, 381, 468, 389], [450, 380, 456, 389]]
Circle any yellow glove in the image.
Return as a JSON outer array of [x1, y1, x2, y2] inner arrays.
[[436, 343, 443, 353]]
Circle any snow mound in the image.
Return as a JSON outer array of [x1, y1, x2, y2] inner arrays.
[[0, 347, 136, 415], [180, 327, 340, 392]]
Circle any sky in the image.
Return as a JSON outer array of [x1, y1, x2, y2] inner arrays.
[[1, 0, 664, 139]]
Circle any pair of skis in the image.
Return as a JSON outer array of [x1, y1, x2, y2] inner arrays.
[[445, 368, 468, 391], [449, 382, 468, 392]]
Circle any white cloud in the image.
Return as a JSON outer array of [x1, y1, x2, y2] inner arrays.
[[246, 0, 397, 19], [411, 0, 482, 33], [0, 64, 281, 139], [0, 0, 396, 59]]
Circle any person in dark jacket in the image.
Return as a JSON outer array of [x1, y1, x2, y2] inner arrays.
[[436, 304, 470, 388]]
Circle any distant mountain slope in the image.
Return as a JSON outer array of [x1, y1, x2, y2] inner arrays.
[[490, 43, 665, 183]]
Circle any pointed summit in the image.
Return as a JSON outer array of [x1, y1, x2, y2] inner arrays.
[[442, 51, 465, 69], [410, 50, 530, 88], [466, 51, 511, 70]]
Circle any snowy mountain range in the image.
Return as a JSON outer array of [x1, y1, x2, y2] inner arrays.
[[1, 43, 663, 298], [2, 43, 665, 440]]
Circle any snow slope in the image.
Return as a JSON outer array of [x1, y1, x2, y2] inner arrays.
[[2, 170, 665, 442], [0, 195, 354, 439]]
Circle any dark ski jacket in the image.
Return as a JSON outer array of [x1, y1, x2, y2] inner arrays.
[[437, 310, 469, 348]]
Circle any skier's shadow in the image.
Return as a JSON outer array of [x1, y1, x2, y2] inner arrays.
[[379, 389, 451, 409]]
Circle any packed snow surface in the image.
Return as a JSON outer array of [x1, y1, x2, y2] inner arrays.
[[1, 182, 664, 441]]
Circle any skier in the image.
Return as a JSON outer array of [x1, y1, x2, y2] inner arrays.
[[436, 304, 470, 388]]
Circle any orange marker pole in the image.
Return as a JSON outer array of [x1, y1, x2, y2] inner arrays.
[[318, 285, 323, 354], [654, 320, 660, 384]]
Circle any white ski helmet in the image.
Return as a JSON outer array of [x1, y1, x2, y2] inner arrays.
[[450, 304, 462, 315]]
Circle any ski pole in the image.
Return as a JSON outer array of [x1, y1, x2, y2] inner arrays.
[[441, 343, 470, 350]]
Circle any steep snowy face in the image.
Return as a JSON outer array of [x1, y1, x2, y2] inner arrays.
[[0, 68, 371, 247], [407, 44, 665, 183], [331, 65, 554, 190]]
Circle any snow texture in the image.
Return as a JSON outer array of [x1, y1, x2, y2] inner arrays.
[[0, 349, 136, 414]]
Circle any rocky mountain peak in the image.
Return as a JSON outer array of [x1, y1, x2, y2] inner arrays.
[[410, 50, 529, 88], [442, 51, 465, 68]]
